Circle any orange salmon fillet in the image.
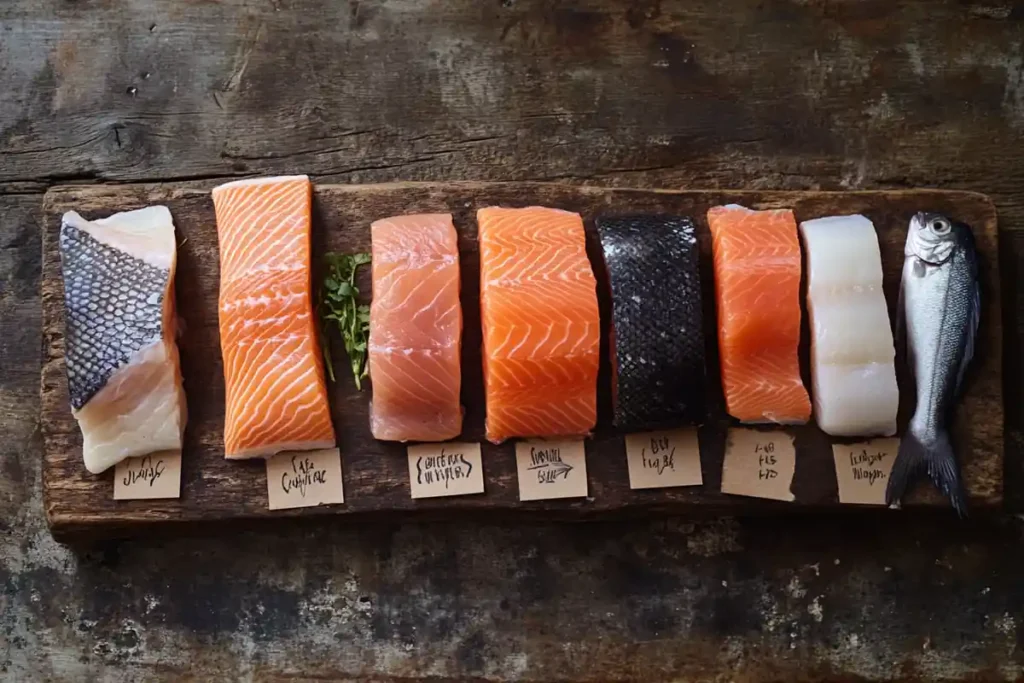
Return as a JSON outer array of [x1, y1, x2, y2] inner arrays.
[[212, 175, 336, 458], [369, 213, 463, 442], [707, 204, 811, 424], [478, 206, 600, 443]]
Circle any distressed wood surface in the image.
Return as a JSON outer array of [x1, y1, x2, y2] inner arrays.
[[1, 0, 1022, 197], [6, 0, 1024, 680], [39, 182, 1003, 538]]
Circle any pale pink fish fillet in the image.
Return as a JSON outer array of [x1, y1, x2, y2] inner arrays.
[[369, 213, 463, 442]]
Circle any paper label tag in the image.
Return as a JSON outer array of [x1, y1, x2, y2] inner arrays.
[[833, 438, 900, 505], [516, 438, 588, 501], [720, 428, 796, 502], [407, 442, 485, 499], [266, 449, 345, 510], [113, 452, 182, 500], [625, 428, 703, 489]]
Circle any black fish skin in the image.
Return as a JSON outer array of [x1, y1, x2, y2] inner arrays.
[[60, 222, 169, 410], [596, 215, 706, 431]]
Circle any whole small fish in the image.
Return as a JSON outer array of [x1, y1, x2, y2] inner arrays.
[[886, 212, 980, 516]]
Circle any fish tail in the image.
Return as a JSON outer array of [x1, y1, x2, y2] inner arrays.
[[927, 431, 968, 518], [885, 430, 968, 517], [885, 434, 928, 509]]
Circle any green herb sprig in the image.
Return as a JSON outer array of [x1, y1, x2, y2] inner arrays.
[[319, 252, 371, 390]]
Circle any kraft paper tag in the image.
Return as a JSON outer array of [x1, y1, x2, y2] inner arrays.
[[407, 443, 485, 499], [833, 438, 900, 505], [720, 428, 796, 502], [114, 452, 182, 500], [625, 428, 703, 489], [266, 449, 345, 510], [516, 438, 588, 501]]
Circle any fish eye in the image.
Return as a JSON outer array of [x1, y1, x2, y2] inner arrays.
[[930, 218, 951, 235]]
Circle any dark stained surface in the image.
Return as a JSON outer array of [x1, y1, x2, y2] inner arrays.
[[4, 0, 1024, 680], [39, 184, 1003, 540]]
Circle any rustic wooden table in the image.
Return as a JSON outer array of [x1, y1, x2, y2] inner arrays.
[[2, 1, 1023, 680]]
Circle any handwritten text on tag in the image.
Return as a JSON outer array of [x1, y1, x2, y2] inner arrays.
[[720, 429, 796, 502], [408, 443, 485, 499], [266, 449, 345, 510], [625, 428, 702, 489], [516, 439, 588, 501], [114, 452, 182, 500], [833, 438, 900, 505]]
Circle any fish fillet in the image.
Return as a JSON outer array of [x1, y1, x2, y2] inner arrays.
[[596, 214, 706, 430], [212, 175, 336, 458], [369, 213, 463, 442], [799, 214, 899, 436], [59, 206, 186, 474], [707, 204, 811, 424], [478, 206, 600, 443]]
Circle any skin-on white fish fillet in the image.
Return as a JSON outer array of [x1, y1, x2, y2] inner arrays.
[[59, 206, 187, 474], [799, 214, 899, 437]]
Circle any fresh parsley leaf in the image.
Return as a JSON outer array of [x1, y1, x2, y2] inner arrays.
[[319, 252, 372, 390]]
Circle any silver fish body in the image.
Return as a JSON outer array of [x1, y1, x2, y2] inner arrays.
[[885, 212, 980, 516]]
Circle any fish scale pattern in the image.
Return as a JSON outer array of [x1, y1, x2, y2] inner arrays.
[[60, 222, 168, 410], [597, 215, 706, 430]]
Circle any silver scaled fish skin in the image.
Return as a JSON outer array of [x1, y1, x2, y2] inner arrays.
[[886, 211, 980, 517], [596, 214, 707, 431]]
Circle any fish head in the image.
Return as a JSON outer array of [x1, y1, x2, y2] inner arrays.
[[906, 212, 960, 265]]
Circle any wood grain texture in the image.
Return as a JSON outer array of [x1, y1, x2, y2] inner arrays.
[[0, 193, 45, 538], [40, 182, 1002, 539], [3, 0, 1023, 199], [4, 0, 1024, 679]]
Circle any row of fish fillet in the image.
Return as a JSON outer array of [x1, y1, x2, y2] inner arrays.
[[59, 177, 898, 474], [373, 204, 901, 444]]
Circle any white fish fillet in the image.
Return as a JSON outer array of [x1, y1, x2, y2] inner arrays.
[[798, 214, 899, 437], [60, 206, 186, 473]]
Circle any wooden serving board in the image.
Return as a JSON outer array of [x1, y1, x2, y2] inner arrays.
[[40, 182, 1003, 540]]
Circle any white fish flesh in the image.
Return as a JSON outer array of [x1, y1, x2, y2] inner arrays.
[[798, 214, 899, 436], [59, 206, 186, 474]]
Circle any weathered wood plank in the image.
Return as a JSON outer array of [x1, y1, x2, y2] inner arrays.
[[0, 0, 1022, 199], [39, 182, 1002, 539], [4, 1, 1024, 679], [0, 193, 44, 536]]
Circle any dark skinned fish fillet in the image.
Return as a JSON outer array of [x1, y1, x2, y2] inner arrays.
[[62, 224, 168, 409], [596, 215, 706, 431], [59, 206, 186, 474]]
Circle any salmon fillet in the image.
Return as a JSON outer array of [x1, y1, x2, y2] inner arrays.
[[369, 214, 463, 442], [212, 175, 336, 458], [478, 206, 600, 443], [707, 204, 811, 424]]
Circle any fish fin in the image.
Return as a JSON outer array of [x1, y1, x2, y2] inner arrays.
[[885, 432, 926, 509], [927, 431, 968, 518], [886, 430, 968, 517]]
